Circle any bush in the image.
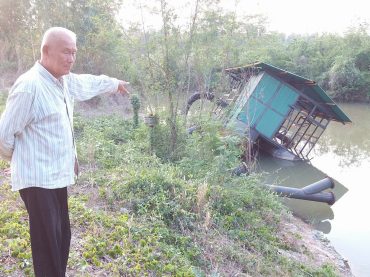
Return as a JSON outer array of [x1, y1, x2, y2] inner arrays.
[[16, 113, 337, 276], [109, 166, 198, 231], [328, 57, 369, 101], [148, 115, 188, 162], [177, 120, 243, 182]]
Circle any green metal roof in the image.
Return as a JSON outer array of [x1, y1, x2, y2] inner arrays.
[[225, 62, 352, 123]]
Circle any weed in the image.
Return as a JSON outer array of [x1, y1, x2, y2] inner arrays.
[[0, 113, 343, 276]]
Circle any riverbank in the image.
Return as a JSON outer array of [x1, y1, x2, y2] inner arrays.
[[0, 92, 354, 275], [0, 168, 353, 276], [278, 214, 353, 276]]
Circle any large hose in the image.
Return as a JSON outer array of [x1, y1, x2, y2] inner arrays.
[[232, 164, 335, 204], [265, 177, 335, 205], [185, 91, 228, 115]]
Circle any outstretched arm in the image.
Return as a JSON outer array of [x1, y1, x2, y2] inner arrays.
[[67, 73, 130, 102]]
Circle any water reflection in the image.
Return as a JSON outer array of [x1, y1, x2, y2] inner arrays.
[[258, 103, 370, 276], [257, 153, 348, 234], [314, 103, 370, 167]]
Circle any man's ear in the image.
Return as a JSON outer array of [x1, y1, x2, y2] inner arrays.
[[42, 45, 48, 56]]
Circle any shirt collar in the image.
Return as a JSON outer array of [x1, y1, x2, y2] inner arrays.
[[34, 61, 65, 87]]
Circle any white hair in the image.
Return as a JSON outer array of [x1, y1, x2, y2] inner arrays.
[[40, 27, 76, 53]]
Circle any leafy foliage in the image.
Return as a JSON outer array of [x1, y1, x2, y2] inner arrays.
[[0, 112, 343, 276], [2, 0, 370, 102], [130, 94, 141, 128], [0, 183, 33, 276]]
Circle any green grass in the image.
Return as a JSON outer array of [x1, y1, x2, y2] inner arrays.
[[0, 183, 33, 276], [0, 113, 341, 276]]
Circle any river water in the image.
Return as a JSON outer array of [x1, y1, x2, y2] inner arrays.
[[257, 103, 370, 277]]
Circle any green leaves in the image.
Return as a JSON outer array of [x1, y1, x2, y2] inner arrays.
[[0, 113, 343, 276], [72, 115, 287, 275], [0, 184, 32, 275]]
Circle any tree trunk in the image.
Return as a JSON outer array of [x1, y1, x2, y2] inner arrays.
[[15, 44, 23, 75]]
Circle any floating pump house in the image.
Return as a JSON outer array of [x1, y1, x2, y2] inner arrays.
[[224, 62, 351, 161]]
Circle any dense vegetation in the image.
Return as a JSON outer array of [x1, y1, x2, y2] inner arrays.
[[1, 0, 370, 102], [0, 105, 340, 275]]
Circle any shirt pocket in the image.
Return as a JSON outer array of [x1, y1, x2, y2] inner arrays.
[[33, 93, 71, 136]]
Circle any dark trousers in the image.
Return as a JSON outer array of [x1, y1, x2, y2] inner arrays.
[[19, 187, 71, 277]]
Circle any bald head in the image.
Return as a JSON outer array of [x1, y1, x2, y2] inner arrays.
[[41, 27, 76, 55], [39, 27, 77, 78]]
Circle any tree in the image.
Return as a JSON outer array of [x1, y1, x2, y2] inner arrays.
[[328, 57, 363, 101], [0, 0, 36, 77], [32, 0, 125, 76]]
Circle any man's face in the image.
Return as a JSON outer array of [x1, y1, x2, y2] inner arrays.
[[45, 34, 77, 79]]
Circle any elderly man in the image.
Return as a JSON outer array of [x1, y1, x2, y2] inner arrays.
[[0, 27, 129, 277]]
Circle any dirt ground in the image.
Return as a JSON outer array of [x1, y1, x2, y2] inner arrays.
[[278, 215, 353, 276], [74, 93, 133, 119]]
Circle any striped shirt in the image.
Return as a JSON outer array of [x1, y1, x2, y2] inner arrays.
[[0, 62, 119, 191]]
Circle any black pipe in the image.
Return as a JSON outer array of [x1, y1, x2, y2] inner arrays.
[[267, 185, 335, 205], [232, 162, 249, 176], [265, 177, 336, 205], [301, 177, 334, 194], [185, 91, 215, 115], [185, 91, 228, 115]]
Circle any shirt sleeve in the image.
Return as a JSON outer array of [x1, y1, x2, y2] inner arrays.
[[0, 90, 34, 161], [66, 73, 119, 102]]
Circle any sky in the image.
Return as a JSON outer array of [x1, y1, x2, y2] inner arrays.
[[120, 0, 370, 35], [221, 0, 370, 35]]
